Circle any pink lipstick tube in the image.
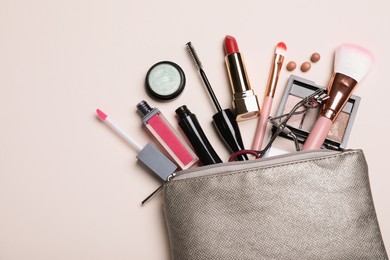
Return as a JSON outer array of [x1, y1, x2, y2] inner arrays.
[[137, 100, 199, 170]]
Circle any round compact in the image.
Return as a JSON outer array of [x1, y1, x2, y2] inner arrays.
[[145, 61, 186, 101]]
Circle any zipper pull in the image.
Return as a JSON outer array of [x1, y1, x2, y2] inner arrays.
[[141, 173, 176, 205]]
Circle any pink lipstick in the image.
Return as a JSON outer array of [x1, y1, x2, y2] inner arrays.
[[224, 35, 260, 121]]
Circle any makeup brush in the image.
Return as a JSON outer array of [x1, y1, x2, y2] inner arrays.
[[302, 43, 374, 150], [186, 42, 248, 161], [252, 42, 287, 150]]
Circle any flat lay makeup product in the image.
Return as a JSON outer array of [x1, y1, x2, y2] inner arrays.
[[286, 61, 297, 71], [136, 100, 199, 170], [224, 35, 260, 121], [300, 62, 311, 72], [273, 75, 360, 150], [145, 61, 186, 101], [96, 109, 177, 180], [302, 44, 374, 150], [176, 105, 222, 166], [285, 52, 321, 72], [310, 52, 321, 63], [252, 42, 286, 150], [185, 41, 247, 161]]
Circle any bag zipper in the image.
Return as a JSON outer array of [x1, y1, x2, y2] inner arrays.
[[141, 173, 176, 205], [172, 149, 341, 181], [142, 149, 342, 204]]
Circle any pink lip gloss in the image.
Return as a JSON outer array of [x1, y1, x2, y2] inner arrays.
[[136, 100, 199, 170]]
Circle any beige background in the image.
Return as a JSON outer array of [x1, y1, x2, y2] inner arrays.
[[1, 0, 389, 259]]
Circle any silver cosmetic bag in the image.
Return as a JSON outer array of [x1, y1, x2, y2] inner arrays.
[[163, 149, 388, 260]]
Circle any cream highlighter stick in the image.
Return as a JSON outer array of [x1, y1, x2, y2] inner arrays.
[[252, 42, 286, 150]]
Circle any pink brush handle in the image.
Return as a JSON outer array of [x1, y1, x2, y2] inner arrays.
[[252, 96, 273, 150], [302, 116, 333, 150]]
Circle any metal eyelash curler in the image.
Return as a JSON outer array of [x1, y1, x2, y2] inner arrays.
[[229, 89, 329, 161], [269, 118, 300, 151]]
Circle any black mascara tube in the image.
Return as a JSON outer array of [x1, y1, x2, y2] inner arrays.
[[176, 105, 222, 166]]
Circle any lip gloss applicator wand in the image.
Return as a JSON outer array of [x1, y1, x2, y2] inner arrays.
[[252, 42, 287, 151], [302, 43, 374, 150], [95, 109, 177, 181], [186, 42, 248, 161]]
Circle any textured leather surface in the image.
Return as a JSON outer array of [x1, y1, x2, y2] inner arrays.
[[163, 150, 388, 260]]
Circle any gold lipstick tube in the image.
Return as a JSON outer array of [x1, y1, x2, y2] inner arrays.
[[320, 73, 358, 122], [225, 53, 260, 121]]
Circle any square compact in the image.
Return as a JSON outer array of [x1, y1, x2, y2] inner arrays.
[[273, 75, 360, 150]]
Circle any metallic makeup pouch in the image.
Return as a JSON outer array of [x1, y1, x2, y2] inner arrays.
[[163, 149, 388, 260]]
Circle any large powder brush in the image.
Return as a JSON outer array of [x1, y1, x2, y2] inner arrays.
[[303, 44, 374, 150]]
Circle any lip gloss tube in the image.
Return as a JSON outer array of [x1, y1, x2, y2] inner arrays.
[[136, 100, 199, 170]]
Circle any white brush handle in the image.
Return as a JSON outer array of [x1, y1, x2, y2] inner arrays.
[[105, 117, 143, 152]]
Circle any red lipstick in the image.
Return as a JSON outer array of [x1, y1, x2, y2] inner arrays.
[[224, 35, 239, 54], [224, 35, 260, 121]]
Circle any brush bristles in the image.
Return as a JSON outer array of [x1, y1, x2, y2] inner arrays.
[[334, 43, 374, 82], [186, 42, 203, 70], [275, 42, 287, 56]]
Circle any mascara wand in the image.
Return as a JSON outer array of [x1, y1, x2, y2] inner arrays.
[[186, 42, 247, 161], [186, 42, 222, 112]]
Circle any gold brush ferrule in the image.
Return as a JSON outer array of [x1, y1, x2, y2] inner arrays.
[[265, 53, 284, 98], [225, 52, 260, 121], [320, 73, 358, 122]]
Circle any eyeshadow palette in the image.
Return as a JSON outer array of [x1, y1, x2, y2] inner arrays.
[[273, 75, 360, 150]]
